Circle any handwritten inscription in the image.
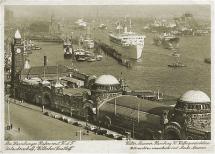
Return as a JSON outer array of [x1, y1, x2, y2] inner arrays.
[[5, 141, 75, 151], [126, 140, 210, 150]]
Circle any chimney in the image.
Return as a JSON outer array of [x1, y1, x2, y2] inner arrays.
[[44, 56, 47, 66]]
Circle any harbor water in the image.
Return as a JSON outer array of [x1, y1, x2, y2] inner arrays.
[[27, 33, 211, 98]]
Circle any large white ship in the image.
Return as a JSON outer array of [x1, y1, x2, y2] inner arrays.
[[109, 23, 146, 60]]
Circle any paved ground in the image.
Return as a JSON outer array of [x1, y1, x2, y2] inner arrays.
[[5, 99, 110, 140]]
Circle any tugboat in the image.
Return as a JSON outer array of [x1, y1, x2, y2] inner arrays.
[[168, 54, 186, 68], [63, 38, 73, 59]]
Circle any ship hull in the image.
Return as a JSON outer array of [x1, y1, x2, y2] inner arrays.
[[64, 53, 73, 59], [94, 31, 144, 60], [109, 42, 144, 60]]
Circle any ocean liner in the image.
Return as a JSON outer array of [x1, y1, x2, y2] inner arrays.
[[108, 21, 146, 60]]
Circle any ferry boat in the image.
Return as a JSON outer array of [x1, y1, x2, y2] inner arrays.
[[108, 21, 146, 60], [154, 32, 180, 49]]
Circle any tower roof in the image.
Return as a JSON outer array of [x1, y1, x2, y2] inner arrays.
[[15, 29, 21, 39]]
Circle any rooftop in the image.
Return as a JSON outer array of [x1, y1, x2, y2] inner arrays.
[[63, 88, 90, 96], [101, 95, 174, 116], [60, 76, 84, 83], [179, 90, 210, 103], [95, 75, 119, 85], [21, 65, 68, 76]]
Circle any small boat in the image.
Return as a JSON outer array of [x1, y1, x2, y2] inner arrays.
[[74, 48, 86, 56], [95, 55, 103, 61], [168, 63, 186, 68], [98, 23, 107, 30], [85, 51, 94, 56], [76, 55, 88, 62], [171, 49, 180, 57], [168, 54, 186, 68], [96, 57, 102, 61], [172, 52, 180, 57], [31, 46, 42, 50], [87, 57, 97, 62]]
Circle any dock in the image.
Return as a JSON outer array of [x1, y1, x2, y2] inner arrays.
[[95, 41, 132, 68]]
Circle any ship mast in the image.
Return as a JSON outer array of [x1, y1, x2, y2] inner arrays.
[[57, 64, 59, 82], [118, 22, 121, 34], [129, 19, 132, 33]]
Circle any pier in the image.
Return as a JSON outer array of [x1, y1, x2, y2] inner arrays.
[[95, 41, 132, 68]]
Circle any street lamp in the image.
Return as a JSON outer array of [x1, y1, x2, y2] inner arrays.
[[132, 119, 135, 139], [7, 96, 11, 129]]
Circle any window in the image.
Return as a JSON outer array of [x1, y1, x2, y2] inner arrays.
[[188, 104, 191, 109], [196, 105, 201, 110]]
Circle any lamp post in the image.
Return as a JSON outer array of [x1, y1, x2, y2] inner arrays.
[[132, 119, 135, 139], [7, 96, 11, 129]]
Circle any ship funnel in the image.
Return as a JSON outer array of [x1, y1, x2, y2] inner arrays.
[[44, 56, 47, 66]]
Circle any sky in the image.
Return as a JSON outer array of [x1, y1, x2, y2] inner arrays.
[[6, 5, 211, 20]]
